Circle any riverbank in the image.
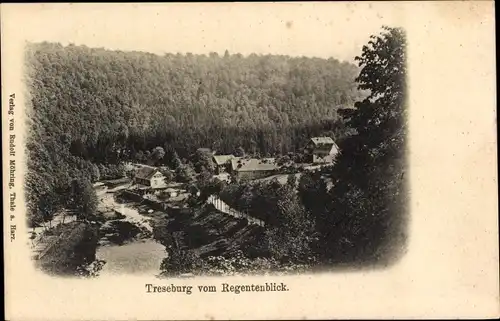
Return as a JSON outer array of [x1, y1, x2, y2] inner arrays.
[[33, 177, 295, 278], [94, 189, 167, 276], [32, 181, 169, 277], [35, 221, 100, 276], [110, 188, 273, 276]]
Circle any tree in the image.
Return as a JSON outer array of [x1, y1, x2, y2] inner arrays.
[[160, 247, 205, 276], [38, 191, 60, 229], [298, 172, 329, 218], [286, 174, 297, 190], [277, 155, 291, 166], [68, 178, 98, 221], [324, 26, 407, 264], [165, 147, 183, 170], [152, 220, 175, 248], [134, 150, 145, 162], [90, 163, 100, 182], [234, 146, 245, 157], [263, 183, 315, 263], [192, 148, 215, 173], [175, 164, 196, 183], [159, 168, 174, 181], [151, 146, 166, 164]]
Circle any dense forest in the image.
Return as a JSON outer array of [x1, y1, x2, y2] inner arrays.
[[25, 26, 407, 268], [24, 42, 364, 227], [26, 44, 364, 162]]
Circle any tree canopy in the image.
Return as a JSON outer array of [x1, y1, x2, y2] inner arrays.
[[26, 43, 364, 164], [323, 26, 408, 265], [24, 42, 364, 228]]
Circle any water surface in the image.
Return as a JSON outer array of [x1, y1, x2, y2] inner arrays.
[[96, 189, 166, 276]]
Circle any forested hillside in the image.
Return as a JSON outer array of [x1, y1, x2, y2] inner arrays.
[[24, 42, 364, 228], [25, 26, 407, 271], [26, 43, 363, 162]]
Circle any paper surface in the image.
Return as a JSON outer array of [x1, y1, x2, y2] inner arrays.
[[2, 2, 498, 320]]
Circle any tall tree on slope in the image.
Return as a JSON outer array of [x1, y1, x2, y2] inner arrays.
[[323, 26, 408, 265]]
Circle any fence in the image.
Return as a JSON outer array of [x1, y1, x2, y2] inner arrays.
[[120, 190, 263, 225], [206, 195, 265, 227]]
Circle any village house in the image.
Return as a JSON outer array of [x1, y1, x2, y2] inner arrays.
[[133, 165, 167, 189], [304, 137, 340, 164], [230, 157, 279, 180], [212, 154, 235, 174]]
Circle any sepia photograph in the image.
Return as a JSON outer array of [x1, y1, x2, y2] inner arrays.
[[2, 2, 498, 320], [23, 21, 407, 279]]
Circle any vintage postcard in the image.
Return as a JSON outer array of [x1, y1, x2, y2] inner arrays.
[[2, 2, 498, 320]]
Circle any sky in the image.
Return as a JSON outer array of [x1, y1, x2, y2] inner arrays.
[[3, 3, 406, 63]]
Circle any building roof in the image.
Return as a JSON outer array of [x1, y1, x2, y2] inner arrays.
[[135, 165, 159, 180], [197, 147, 213, 154], [311, 137, 335, 145], [231, 158, 279, 172], [213, 154, 235, 166]]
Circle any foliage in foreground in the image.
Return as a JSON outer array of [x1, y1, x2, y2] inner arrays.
[[321, 26, 408, 264], [213, 26, 408, 267], [160, 249, 314, 277]]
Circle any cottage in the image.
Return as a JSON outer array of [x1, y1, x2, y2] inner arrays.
[[133, 165, 167, 189], [212, 154, 235, 174], [304, 137, 339, 164], [231, 157, 279, 180]]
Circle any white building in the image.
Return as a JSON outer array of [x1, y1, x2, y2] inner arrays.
[[134, 165, 166, 189], [304, 137, 340, 164]]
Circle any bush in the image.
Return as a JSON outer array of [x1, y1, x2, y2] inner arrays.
[[76, 259, 106, 278], [100, 221, 141, 245], [160, 248, 206, 276]]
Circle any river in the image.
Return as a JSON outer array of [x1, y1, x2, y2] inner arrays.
[[95, 189, 167, 276]]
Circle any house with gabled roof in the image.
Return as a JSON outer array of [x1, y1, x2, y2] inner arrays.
[[212, 154, 235, 174], [134, 165, 167, 189], [304, 137, 339, 164], [230, 157, 279, 180]]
